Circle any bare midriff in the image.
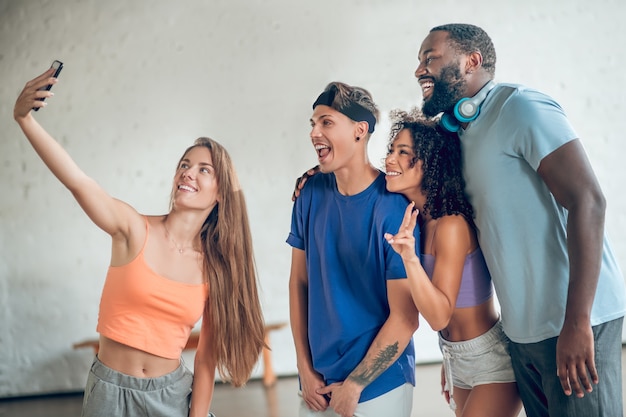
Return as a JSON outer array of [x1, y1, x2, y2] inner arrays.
[[439, 298, 499, 342], [97, 336, 181, 378]]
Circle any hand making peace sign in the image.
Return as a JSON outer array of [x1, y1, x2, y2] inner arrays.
[[384, 201, 420, 262]]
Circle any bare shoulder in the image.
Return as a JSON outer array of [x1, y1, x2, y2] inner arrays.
[[145, 214, 166, 229], [432, 215, 475, 255], [142, 214, 166, 245], [435, 215, 472, 235]]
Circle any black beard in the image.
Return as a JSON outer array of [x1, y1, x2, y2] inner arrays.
[[422, 64, 467, 117]]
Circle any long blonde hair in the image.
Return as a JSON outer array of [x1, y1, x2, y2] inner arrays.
[[176, 137, 265, 387]]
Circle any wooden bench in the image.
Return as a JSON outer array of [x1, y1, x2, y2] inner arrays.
[[73, 322, 287, 387]]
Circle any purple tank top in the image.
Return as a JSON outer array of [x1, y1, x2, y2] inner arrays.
[[421, 248, 493, 308]]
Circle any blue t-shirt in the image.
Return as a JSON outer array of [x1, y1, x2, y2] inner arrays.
[[287, 171, 417, 402], [459, 83, 626, 343]]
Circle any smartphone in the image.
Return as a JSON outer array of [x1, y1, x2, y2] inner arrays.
[[33, 60, 63, 111]]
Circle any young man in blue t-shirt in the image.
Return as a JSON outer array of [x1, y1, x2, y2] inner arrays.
[[287, 81, 420, 417]]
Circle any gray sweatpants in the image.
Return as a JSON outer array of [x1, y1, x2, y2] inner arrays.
[[81, 356, 194, 417]]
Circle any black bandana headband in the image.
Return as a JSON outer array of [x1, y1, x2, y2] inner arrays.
[[312, 88, 376, 133]]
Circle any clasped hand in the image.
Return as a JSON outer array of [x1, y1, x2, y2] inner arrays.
[[300, 370, 363, 417], [316, 379, 363, 417]]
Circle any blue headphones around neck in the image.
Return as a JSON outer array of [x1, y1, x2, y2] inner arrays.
[[439, 81, 496, 133]]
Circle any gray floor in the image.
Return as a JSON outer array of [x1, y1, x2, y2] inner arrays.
[[1, 348, 625, 417]]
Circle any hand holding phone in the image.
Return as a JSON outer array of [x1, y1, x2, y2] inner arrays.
[[33, 60, 63, 111]]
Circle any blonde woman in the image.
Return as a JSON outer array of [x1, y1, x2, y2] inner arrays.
[[14, 67, 265, 417]]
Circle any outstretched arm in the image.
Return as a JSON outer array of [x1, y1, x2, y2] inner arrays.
[[14, 68, 139, 239], [538, 139, 604, 398]]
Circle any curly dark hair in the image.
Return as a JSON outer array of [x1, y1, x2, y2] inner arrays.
[[388, 108, 475, 223], [431, 23, 496, 77]]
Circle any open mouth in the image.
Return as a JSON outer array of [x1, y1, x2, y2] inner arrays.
[[419, 78, 434, 100], [315, 144, 331, 161], [178, 184, 197, 192]]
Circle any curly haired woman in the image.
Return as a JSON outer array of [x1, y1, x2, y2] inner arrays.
[[383, 110, 522, 417]]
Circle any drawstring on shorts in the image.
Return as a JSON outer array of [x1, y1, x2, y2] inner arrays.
[[441, 345, 457, 411]]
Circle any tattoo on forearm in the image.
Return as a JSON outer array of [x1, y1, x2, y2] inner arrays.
[[348, 342, 399, 386]]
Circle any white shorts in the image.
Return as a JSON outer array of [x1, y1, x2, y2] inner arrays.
[[439, 319, 516, 410]]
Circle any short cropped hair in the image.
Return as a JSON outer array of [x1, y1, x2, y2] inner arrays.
[[431, 23, 496, 77]]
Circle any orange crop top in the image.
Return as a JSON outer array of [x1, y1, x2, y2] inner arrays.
[[96, 218, 208, 359]]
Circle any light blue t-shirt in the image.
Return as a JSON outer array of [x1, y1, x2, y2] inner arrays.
[[287, 171, 417, 402], [459, 83, 626, 343]]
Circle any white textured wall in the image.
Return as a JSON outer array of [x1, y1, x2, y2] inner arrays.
[[1, 0, 625, 398]]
